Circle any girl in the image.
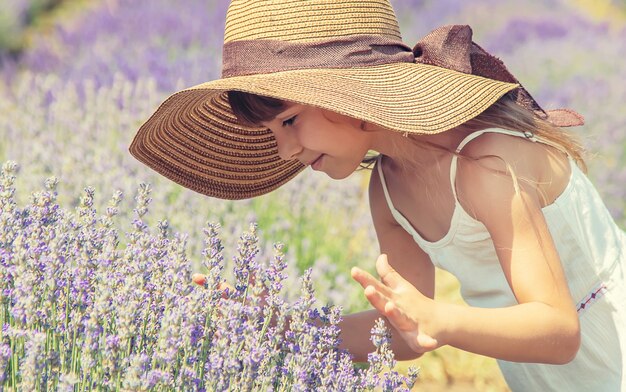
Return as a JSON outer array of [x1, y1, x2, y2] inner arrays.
[[130, 0, 626, 390]]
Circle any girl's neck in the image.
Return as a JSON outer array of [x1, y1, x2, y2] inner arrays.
[[370, 125, 477, 170]]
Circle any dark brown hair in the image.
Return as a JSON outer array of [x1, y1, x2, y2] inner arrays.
[[227, 91, 286, 126]]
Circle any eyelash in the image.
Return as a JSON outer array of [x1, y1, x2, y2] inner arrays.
[[282, 116, 297, 127]]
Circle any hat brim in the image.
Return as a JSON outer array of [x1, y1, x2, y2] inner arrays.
[[130, 62, 518, 200]]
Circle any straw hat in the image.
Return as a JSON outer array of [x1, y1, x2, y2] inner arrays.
[[129, 0, 581, 200]]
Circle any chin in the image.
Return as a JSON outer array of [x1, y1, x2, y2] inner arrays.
[[317, 160, 360, 180], [324, 169, 355, 180]]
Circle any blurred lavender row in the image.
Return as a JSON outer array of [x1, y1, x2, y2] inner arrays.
[[0, 161, 418, 391], [2, 0, 230, 91]]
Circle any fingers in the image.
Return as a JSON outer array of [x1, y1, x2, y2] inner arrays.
[[404, 332, 438, 355], [350, 266, 372, 286], [363, 285, 391, 314], [386, 302, 439, 353], [192, 273, 206, 286], [351, 266, 393, 298], [363, 286, 409, 330], [192, 274, 233, 298], [375, 254, 405, 290], [371, 295, 439, 353], [383, 300, 415, 331]]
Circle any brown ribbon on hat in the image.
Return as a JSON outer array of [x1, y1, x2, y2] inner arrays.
[[222, 25, 584, 127], [222, 35, 415, 77]]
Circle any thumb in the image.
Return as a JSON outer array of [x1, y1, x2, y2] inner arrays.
[[416, 332, 438, 351]]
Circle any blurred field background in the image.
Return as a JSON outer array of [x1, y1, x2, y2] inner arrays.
[[1, 0, 625, 390]]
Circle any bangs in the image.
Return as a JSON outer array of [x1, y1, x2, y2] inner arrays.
[[227, 90, 286, 126]]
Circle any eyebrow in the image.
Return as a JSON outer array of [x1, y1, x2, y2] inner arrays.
[[260, 105, 298, 127], [261, 110, 294, 127], [275, 104, 299, 120]]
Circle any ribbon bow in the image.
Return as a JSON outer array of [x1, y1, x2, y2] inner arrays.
[[413, 25, 584, 127]]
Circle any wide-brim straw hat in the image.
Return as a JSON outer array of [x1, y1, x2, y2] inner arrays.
[[130, 0, 582, 200]]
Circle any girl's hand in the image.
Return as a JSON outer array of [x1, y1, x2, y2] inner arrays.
[[192, 273, 234, 298], [191, 274, 269, 307], [351, 254, 441, 355], [191, 273, 207, 286]]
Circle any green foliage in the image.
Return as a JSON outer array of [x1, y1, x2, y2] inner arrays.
[[0, 0, 64, 55]]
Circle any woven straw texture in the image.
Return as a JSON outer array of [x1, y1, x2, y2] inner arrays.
[[224, 0, 401, 43], [130, 0, 518, 200]]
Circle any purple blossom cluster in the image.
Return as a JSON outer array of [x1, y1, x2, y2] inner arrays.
[[0, 161, 418, 391]]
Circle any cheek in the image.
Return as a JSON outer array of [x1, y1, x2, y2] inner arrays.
[[299, 114, 366, 153]]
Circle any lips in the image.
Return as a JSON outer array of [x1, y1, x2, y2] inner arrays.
[[310, 155, 323, 170]]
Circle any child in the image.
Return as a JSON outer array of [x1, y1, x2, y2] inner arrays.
[[130, 0, 626, 390]]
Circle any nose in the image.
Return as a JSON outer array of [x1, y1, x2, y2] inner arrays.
[[272, 128, 302, 161]]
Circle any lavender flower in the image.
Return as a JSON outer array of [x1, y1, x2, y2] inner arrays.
[[19, 331, 47, 391], [361, 318, 419, 392], [121, 352, 150, 390], [57, 372, 79, 392], [0, 343, 11, 383]]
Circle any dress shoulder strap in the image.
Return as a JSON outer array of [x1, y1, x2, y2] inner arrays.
[[375, 155, 423, 239], [449, 128, 570, 200], [376, 154, 396, 212], [454, 128, 530, 154]]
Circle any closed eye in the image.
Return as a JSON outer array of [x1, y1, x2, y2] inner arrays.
[[282, 115, 297, 127]]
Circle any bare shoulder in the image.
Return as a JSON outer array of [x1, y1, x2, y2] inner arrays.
[[458, 131, 545, 170], [454, 132, 547, 217]]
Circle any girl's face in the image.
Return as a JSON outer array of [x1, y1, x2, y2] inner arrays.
[[261, 102, 372, 179]]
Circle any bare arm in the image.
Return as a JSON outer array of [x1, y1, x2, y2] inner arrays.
[[339, 162, 436, 362], [445, 140, 579, 363]]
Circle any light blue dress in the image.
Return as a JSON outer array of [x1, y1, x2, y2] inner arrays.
[[376, 128, 626, 391]]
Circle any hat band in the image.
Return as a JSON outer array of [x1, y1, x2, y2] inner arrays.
[[221, 34, 414, 78]]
